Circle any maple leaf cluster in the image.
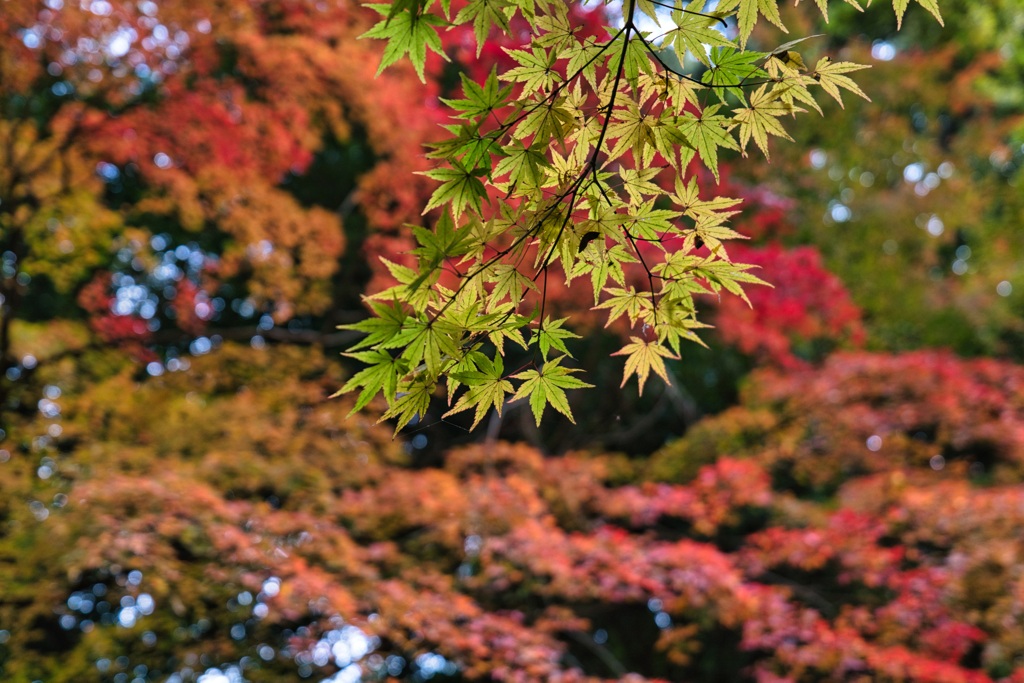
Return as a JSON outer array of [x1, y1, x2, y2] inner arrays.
[[338, 0, 922, 429]]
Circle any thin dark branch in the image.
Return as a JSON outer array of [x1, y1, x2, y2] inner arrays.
[[531, 20, 634, 285], [633, 29, 775, 89], [531, 182, 583, 281], [621, 225, 660, 321], [538, 265, 550, 329], [642, 0, 729, 27], [588, 25, 632, 190]]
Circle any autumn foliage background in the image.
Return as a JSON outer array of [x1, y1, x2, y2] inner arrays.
[[2, 0, 1024, 681]]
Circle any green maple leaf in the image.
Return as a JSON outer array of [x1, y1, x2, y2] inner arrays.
[[570, 242, 633, 304], [534, 6, 577, 51], [651, 114, 695, 170], [893, 0, 942, 29], [425, 125, 502, 168], [443, 298, 489, 335], [361, 5, 448, 82], [531, 316, 580, 359], [654, 300, 712, 354], [513, 100, 576, 145], [380, 377, 435, 435], [651, 249, 706, 286], [501, 46, 559, 93], [397, 318, 463, 378], [718, 0, 787, 49], [676, 105, 740, 182], [733, 84, 798, 160], [487, 263, 538, 308], [444, 353, 514, 429], [563, 37, 604, 91], [594, 286, 653, 328], [371, 258, 436, 310], [605, 98, 655, 164], [812, 57, 871, 108], [692, 259, 770, 305], [686, 212, 745, 254], [335, 349, 408, 414], [453, 0, 513, 55], [671, 176, 742, 220], [484, 306, 532, 353], [338, 300, 409, 351], [666, 3, 735, 68], [411, 210, 475, 287], [641, 72, 701, 114], [622, 201, 680, 242], [414, 208, 474, 260], [769, 77, 823, 116], [701, 47, 768, 104], [420, 159, 488, 221], [618, 167, 663, 204], [605, 33, 654, 90], [492, 141, 551, 189], [612, 336, 678, 395], [445, 348, 488, 399], [440, 68, 513, 120], [511, 357, 593, 425], [623, 36, 655, 89], [635, 0, 660, 22]]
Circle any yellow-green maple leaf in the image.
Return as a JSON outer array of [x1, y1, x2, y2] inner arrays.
[[612, 336, 678, 394]]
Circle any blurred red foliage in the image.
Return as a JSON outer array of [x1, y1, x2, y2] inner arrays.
[[714, 243, 866, 367], [5, 343, 1024, 680]]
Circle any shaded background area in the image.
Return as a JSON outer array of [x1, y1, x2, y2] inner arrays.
[[1, 0, 1023, 681]]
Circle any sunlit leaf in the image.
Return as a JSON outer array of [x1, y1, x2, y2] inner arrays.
[[511, 356, 593, 425], [612, 336, 678, 394]]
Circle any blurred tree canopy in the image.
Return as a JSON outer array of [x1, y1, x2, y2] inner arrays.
[[3, 0, 1024, 681], [0, 0, 446, 372], [734, 0, 1024, 357]]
